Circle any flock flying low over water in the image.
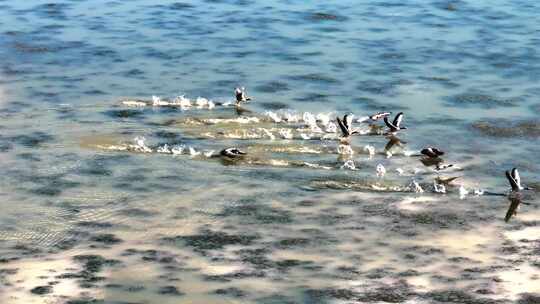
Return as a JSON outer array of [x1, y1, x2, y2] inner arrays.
[[117, 87, 534, 222]]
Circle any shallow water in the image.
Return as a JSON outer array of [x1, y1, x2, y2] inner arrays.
[[1, 0, 540, 303]]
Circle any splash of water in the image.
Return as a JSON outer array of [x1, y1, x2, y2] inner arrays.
[[157, 144, 171, 154], [376, 163, 386, 177], [433, 181, 446, 194], [131, 136, 152, 153], [341, 160, 357, 170], [363, 145, 375, 158], [459, 185, 469, 199], [409, 180, 424, 193], [337, 144, 354, 155], [279, 128, 293, 139], [189, 146, 201, 156]]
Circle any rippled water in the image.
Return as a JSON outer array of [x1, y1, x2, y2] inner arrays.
[[1, 1, 540, 303]]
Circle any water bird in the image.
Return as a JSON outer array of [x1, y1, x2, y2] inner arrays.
[[336, 114, 359, 141], [505, 168, 532, 192], [384, 112, 407, 133], [220, 147, 247, 158], [235, 87, 251, 105], [369, 111, 391, 121], [421, 147, 444, 158], [384, 135, 405, 152]]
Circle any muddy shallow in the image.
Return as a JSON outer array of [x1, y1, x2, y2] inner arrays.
[[1, 0, 540, 303]]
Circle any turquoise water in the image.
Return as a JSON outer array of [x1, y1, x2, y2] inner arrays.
[[1, 1, 540, 303]]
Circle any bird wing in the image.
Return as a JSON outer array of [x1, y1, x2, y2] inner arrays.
[[393, 112, 404, 128], [384, 117, 396, 130], [506, 170, 519, 191], [512, 168, 521, 189], [336, 117, 349, 136], [421, 148, 433, 157], [344, 114, 353, 130]]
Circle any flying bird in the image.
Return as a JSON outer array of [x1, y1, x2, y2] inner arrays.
[[505, 168, 532, 192], [220, 147, 247, 158], [384, 112, 407, 132], [421, 147, 445, 158], [235, 87, 251, 104], [336, 114, 359, 139]]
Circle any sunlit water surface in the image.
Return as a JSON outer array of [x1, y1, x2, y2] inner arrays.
[[1, 0, 540, 303]]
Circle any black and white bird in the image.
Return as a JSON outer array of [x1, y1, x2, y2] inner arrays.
[[336, 114, 359, 139], [369, 111, 391, 121], [384, 112, 407, 133], [505, 168, 532, 192], [235, 87, 251, 104], [220, 147, 247, 158], [421, 147, 445, 158]]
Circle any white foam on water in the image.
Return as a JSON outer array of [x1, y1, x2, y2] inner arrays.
[[459, 185, 469, 199], [341, 160, 357, 170], [122, 94, 218, 110], [171, 144, 185, 155], [325, 121, 337, 133], [260, 128, 275, 140], [300, 133, 311, 140], [195, 97, 214, 109], [409, 179, 424, 193], [131, 136, 152, 153], [363, 145, 375, 158], [403, 149, 415, 157], [316, 112, 334, 127], [303, 162, 332, 170], [337, 144, 354, 155], [433, 181, 446, 194], [284, 111, 300, 123], [473, 188, 484, 196], [206, 117, 260, 124], [279, 128, 293, 139], [376, 163, 386, 178], [203, 150, 214, 157], [122, 100, 147, 107], [396, 168, 405, 176], [189, 146, 201, 156], [157, 144, 171, 154], [266, 111, 282, 123], [303, 112, 317, 126], [268, 159, 289, 166]]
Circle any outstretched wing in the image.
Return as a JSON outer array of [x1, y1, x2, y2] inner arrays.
[[384, 117, 396, 130], [336, 117, 349, 136], [511, 168, 521, 189], [344, 114, 353, 130], [421, 148, 434, 158], [433, 148, 445, 156], [393, 112, 404, 128], [506, 170, 519, 191], [235, 88, 243, 102]]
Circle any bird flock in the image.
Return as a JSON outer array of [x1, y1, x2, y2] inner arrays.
[[119, 87, 535, 222], [221, 87, 535, 222]]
